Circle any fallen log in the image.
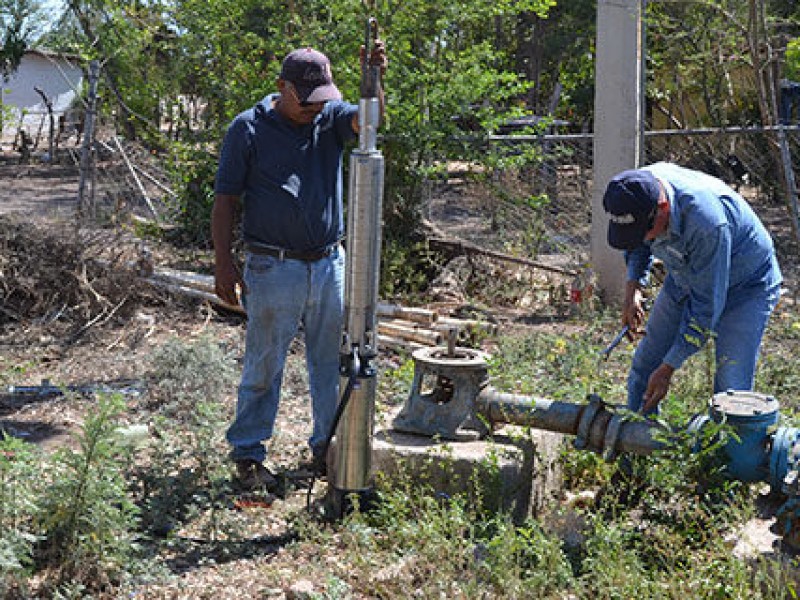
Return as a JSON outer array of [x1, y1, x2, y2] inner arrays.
[[146, 278, 243, 315], [150, 267, 215, 293], [378, 334, 425, 353], [147, 279, 433, 353], [147, 267, 480, 347], [378, 320, 442, 346], [436, 316, 499, 337], [149, 267, 444, 324]]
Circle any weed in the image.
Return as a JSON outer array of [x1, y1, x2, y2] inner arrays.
[[0, 435, 42, 596], [36, 393, 140, 591], [132, 335, 241, 542], [144, 334, 238, 418]]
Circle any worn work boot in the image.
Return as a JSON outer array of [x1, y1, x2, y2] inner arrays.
[[312, 450, 327, 477], [234, 459, 279, 493]]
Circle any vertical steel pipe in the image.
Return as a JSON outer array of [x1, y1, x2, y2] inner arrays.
[[333, 18, 384, 506]]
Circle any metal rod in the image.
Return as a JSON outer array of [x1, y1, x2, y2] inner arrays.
[[600, 325, 629, 360]]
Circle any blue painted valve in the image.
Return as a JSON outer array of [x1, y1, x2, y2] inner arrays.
[[701, 390, 800, 548], [708, 390, 780, 483]]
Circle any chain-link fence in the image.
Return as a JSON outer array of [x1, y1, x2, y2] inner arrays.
[[426, 127, 800, 274]]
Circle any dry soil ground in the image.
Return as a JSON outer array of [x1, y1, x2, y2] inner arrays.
[[1, 156, 797, 597]]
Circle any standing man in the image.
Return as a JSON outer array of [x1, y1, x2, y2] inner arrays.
[[602, 162, 782, 415], [212, 43, 387, 491]]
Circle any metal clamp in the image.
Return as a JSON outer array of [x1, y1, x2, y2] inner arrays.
[[574, 394, 603, 450], [602, 412, 624, 462]]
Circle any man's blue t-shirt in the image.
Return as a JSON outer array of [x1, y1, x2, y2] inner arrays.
[[215, 94, 358, 251]]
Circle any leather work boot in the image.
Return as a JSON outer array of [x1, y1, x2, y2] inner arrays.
[[311, 450, 327, 477], [234, 459, 279, 493]]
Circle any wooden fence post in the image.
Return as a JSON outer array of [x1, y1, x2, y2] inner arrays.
[[77, 60, 100, 226]]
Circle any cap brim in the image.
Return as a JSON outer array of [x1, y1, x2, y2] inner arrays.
[[296, 83, 341, 103], [607, 220, 649, 250]]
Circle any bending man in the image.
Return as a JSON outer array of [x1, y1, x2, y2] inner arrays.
[[602, 163, 782, 414]]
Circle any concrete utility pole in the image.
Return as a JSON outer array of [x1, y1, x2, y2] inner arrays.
[[592, 0, 646, 304]]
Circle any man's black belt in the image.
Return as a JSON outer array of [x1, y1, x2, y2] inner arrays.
[[246, 243, 337, 262]]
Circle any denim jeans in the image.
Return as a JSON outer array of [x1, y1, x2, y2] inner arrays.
[[627, 277, 780, 413], [226, 246, 345, 463], [780, 80, 800, 125]]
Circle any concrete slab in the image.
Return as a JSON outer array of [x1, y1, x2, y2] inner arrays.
[[371, 427, 566, 523]]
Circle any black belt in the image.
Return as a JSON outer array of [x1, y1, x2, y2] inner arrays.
[[246, 244, 337, 262]]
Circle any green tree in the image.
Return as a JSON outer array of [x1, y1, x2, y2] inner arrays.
[[54, 0, 556, 252], [1, 0, 43, 80]]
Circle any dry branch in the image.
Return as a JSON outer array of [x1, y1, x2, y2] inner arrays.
[[113, 136, 159, 221], [428, 236, 577, 277]]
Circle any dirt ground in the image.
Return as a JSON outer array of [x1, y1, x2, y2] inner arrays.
[[1, 156, 797, 596]]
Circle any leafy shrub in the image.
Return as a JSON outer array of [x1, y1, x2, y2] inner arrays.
[[0, 435, 42, 596], [37, 393, 140, 590], [133, 335, 240, 541]]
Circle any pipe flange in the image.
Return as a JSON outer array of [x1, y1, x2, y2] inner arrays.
[[770, 427, 800, 491], [574, 395, 603, 451], [411, 346, 490, 369], [602, 413, 624, 462]]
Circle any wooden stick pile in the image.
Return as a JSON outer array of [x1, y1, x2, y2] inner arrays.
[[145, 267, 498, 351]]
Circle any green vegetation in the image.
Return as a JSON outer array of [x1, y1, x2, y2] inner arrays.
[[2, 1, 800, 596], [1, 314, 799, 596]]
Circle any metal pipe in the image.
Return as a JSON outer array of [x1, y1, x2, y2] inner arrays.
[[332, 18, 384, 510], [477, 387, 667, 458]]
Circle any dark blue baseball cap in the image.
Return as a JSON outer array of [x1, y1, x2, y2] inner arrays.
[[603, 169, 661, 250], [280, 48, 341, 103]]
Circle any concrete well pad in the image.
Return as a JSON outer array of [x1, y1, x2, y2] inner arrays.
[[371, 427, 566, 523]]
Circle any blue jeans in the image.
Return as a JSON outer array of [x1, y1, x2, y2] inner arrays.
[[227, 247, 345, 463], [628, 277, 780, 413], [780, 81, 800, 125]]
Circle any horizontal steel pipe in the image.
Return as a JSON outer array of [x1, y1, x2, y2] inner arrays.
[[477, 387, 666, 457]]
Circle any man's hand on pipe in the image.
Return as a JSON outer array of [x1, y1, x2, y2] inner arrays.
[[641, 363, 675, 414]]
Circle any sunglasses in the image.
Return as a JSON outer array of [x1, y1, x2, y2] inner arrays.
[[285, 83, 325, 108]]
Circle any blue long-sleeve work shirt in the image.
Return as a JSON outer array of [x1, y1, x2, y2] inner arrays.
[[625, 163, 782, 369]]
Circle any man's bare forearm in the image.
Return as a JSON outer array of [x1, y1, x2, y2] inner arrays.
[[211, 193, 242, 305], [212, 193, 239, 264]]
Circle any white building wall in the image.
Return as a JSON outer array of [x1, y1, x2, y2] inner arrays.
[[1, 51, 84, 143]]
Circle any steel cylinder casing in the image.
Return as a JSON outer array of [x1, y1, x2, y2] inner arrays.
[[335, 96, 385, 495]]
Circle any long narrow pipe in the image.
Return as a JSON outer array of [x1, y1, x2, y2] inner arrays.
[[333, 18, 384, 507], [477, 387, 666, 458]]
